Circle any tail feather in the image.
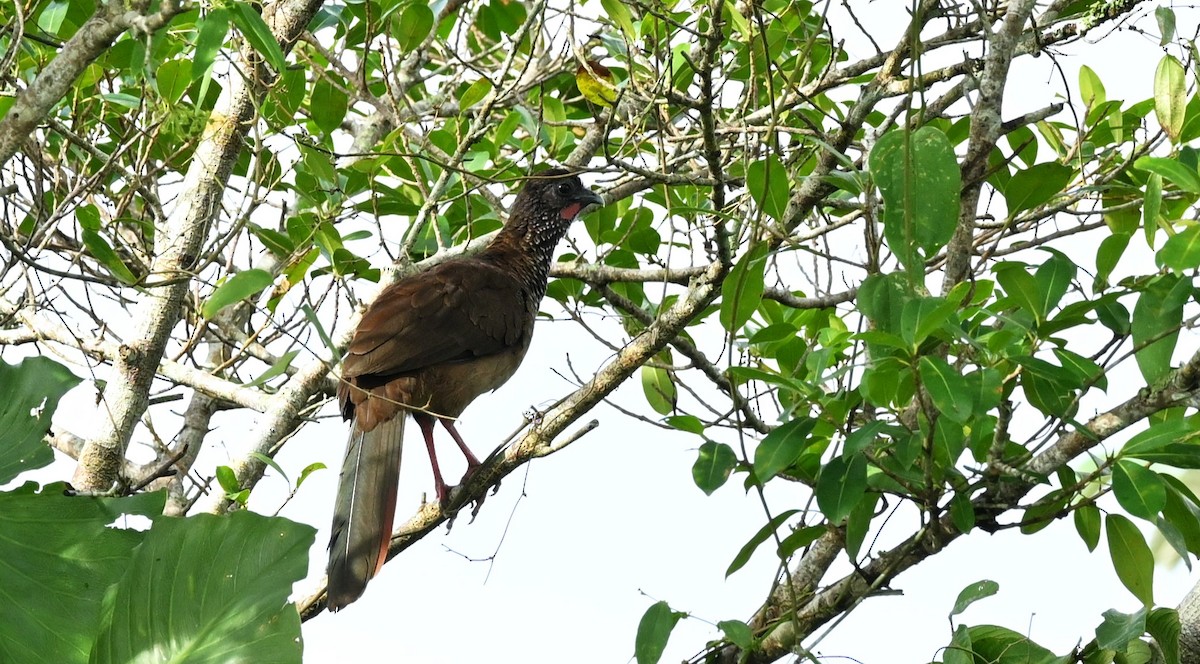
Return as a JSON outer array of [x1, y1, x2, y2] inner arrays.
[[326, 414, 404, 610]]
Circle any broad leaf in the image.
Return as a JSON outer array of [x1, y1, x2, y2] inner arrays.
[[1132, 274, 1190, 383], [918, 355, 973, 423], [1005, 162, 1072, 216], [1106, 514, 1155, 606], [0, 357, 80, 484], [229, 1, 287, 72], [719, 244, 768, 332], [1155, 54, 1187, 142], [746, 156, 790, 222], [870, 126, 961, 276], [1112, 460, 1167, 520], [753, 417, 816, 483], [816, 453, 867, 523], [692, 442, 737, 495], [90, 512, 314, 664], [1095, 607, 1147, 650], [950, 579, 999, 616], [634, 601, 684, 664], [201, 269, 273, 319], [0, 489, 164, 664]]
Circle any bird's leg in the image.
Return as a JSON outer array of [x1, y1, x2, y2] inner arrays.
[[441, 419, 481, 469], [415, 415, 451, 504], [441, 419, 491, 519]]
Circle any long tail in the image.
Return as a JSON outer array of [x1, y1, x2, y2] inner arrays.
[[326, 413, 404, 610]]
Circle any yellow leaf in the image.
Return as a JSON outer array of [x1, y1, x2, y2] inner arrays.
[[576, 60, 617, 108]]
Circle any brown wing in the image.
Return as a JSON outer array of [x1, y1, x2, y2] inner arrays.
[[341, 258, 531, 382]]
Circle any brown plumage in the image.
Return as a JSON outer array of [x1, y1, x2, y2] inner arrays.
[[326, 169, 603, 611]]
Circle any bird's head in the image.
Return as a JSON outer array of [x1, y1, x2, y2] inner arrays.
[[500, 168, 603, 256]]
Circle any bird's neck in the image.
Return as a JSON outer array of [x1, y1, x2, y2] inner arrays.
[[483, 223, 564, 295]]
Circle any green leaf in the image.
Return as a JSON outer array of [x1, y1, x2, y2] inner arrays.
[[1132, 274, 1189, 383], [1005, 162, 1072, 216], [215, 465, 240, 494], [310, 78, 349, 135], [1096, 607, 1147, 650], [641, 365, 677, 415], [1134, 156, 1200, 194], [0, 357, 80, 484], [845, 493, 877, 560], [82, 230, 138, 284], [994, 262, 1043, 321], [302, 304, 337, 358], [229, 1, 286, 72], [1156, 6, 1176, 45], [1112, 460, 1167, 520], [918, 356, 973, 423], [945, 625, 973, 664], [965, 625, 1058, 664], [692, 442, 737, 496], [726, 510, 799, 577], [156, 59, 192, 105], [816, 453, 867, 523], [394, 1, 434, 51], [0, 489, 164, 664], [1155, 55, 1187, 142], [1147, 608, 1182, 664], [296, 462, 326, 488], [746, 156, 789, 222], [459, 78, 493, 110], [192, 8, 229, 82], [950, 491, 976, 533], [1157, 225, 1200, 271], [900, 296, 956, 347], [600, 0, 637, 40], [1079, 65, 1105, 109], [719, 244, 768, 332], [1075, 503, 1102, 552], [246, 349, 300, 387], [776, 525, 824, 558], [1123, 419, 1193, 456], [717, 620, 753, 649], [202, 269, 273, 319], [950, 579, 999, 616], [90, 512, 314, 664], [1106, 514, 1155, 606], [634, 601, 683, 664], [666, 415, 706, 434], [870, 126, 961, 277], [1033, 250, 1075, 317], [250, 451, 288, 484], [753, 417, 817, 483], [1145, 173, 1163, 248]]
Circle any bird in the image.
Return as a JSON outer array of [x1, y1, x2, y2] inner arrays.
[[326, 168, 603, 610]]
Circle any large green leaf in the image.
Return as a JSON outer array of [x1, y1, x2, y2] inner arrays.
[[0, 357, 81, 484], [719, 243, 768, 332], [746, 156, 790, 222], [1134, 156, 1200, 193], [1157, 225, 1200, 271], [692, 442, 737, 496], [201, 269, 273, 319], [870, 126, 961, 276], [753, 417, 817, 483], [1004, 162, 1072, 216], [1147, 607, 1182, 664], [918, 356, 973, 423], [964, 625, 1059, 663], [634, 601, 684, 664], [0, 488, 164, 664], [90, 511, 314, 664], [1155, 54, 1187, 142], [815, 453, 867, 523], [229, 1, 287, 72], [1106, 514, 1155, 606], [1112, 460, 1167, 520], [1132, 274, 1190, 383], [1095, 607, 1147, 650], [950, 579, 999, 616]]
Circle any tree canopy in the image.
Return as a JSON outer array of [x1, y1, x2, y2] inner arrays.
[[2, 0, 1200, 662]]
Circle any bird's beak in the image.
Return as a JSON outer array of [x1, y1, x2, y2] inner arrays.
[[579, 190, 604, 209]]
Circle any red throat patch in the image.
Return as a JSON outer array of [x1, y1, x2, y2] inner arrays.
[[560, 203, 583, 220]]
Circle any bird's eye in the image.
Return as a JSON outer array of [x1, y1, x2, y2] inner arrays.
[[555, 182, 573, 196]]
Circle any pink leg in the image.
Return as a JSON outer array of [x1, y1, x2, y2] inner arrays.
[[415, 415, 450, 504], [441, 420, 481, 468]]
